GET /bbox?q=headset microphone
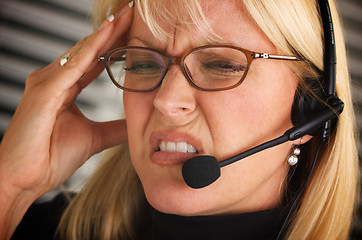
[182,96,344,189]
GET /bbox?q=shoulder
[11,192,74,240]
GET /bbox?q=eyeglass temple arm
[253,53,298,61]
[98,56,126,61]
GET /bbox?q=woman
[0,0,358,239]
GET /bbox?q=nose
[153,65,197,124]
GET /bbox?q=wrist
[0,180,40,240]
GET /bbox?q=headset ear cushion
[291,85,326,135]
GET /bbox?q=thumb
[91,119,128,153]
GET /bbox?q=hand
[0,3,133,207]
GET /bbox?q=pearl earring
[288,138,302,166]
[288,146,301,166]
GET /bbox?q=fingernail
[98,14,114,31]
[117,1,134,18]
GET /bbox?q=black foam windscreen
[182,155,220,189]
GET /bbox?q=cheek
[123,92,155,153]
[242,61,298,125]
[202,62,298,157]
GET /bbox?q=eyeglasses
[99,45,298,92]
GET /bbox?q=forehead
[128,0,274,53]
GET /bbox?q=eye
[202,59,246,76]
[124,61,163,74]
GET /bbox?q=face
[124,0,300,216]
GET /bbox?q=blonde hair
[58,0,359,239]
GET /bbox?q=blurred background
[0,0,361,238]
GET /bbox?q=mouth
[150,131,203,166]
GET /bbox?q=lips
[150,131,203,166]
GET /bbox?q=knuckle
[72,36,90,51]
[63,54,84,74]
[64,55,78,68]
[79,35,91,45]
[64,50,91,75]
[26,68,44,88]
[28,68,43,78]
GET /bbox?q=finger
[47,25,113,94]
[17,22,113,130]
[80,3,134,76]
[28,2,134,90]
[91,119,128,154]
[52,4,134,95]
[33,36,91,84]
[77,4,135,89]
[99,3,135,53]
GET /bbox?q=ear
[291,135,313,146]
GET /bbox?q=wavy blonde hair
[58,0,359,239]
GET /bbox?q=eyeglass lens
[107,47,248,91]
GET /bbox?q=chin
[141,176,225,216]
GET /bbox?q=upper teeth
[159,141,197,153]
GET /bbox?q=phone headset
[292,0,342,136]
[182,0,344,238]
[277,0,343,237]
